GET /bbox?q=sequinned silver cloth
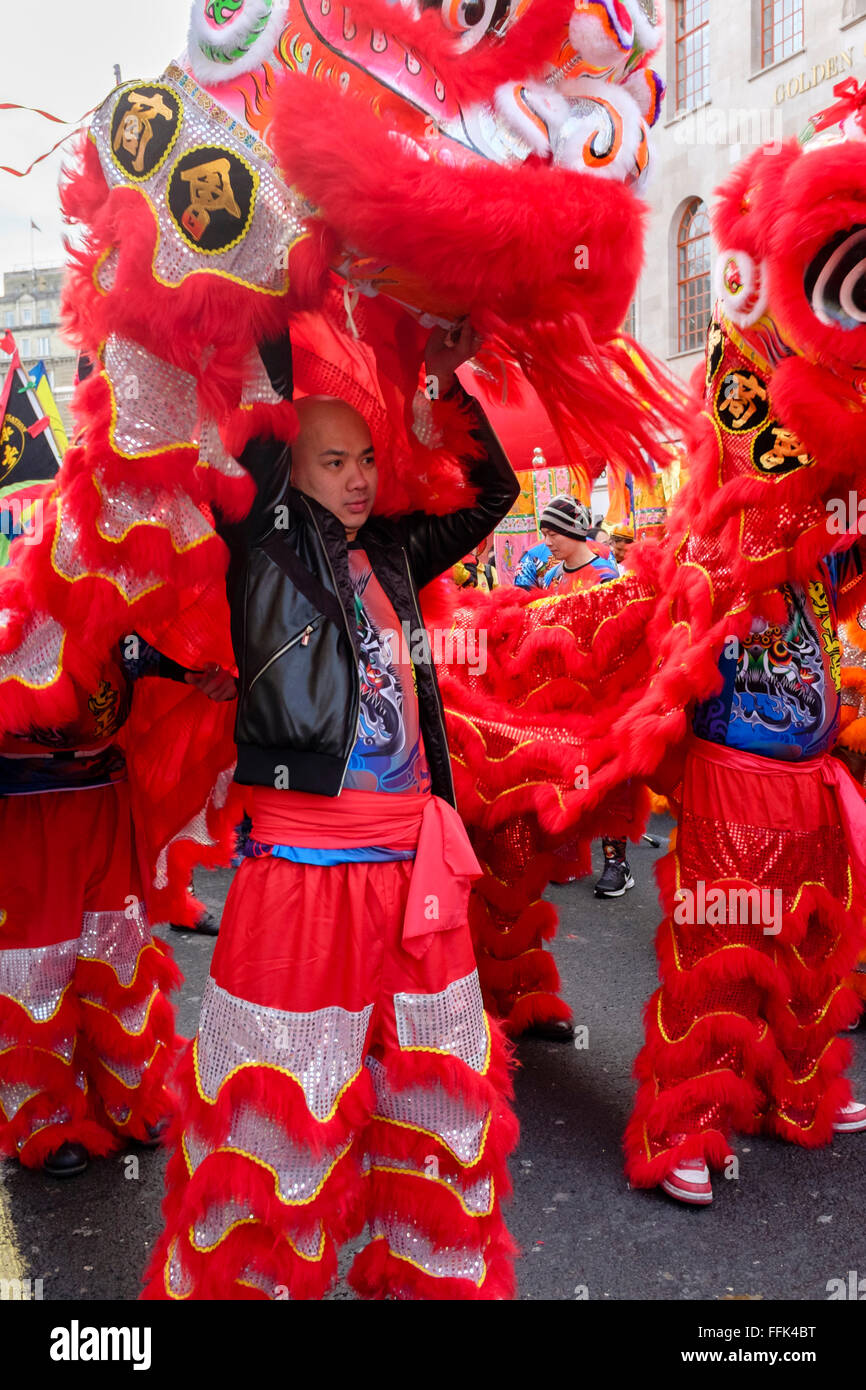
[169,966,499,1294]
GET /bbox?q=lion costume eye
[437,0,511,48]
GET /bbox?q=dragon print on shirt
[352,563,405,761]
[731,585,827,743]
[344,550,431,795]
[693,558,851,761]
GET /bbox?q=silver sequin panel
[191,1197,256,1252]
[240,349,284,407]
[95,1050,152,1089]
[0,939,79,1023]
[0,612,65,691]
[17,1106,73,1152]
[96,472,213,553]
[103,336,198,458]
[366,1057,487,1166]
[79,986,158,1035]
[191,1200,324,1263]
[240,1267,283,1298]
[370,1215,486,1286]
[96,247,119,294]
[195,977,373,1121]
[197,416,248,479]
[5,1066,88,1127]
[0,1081,39,1120]
[90,70,308,295]
[154,766,234,890]
[185,1107,352,1205]
[368,1152,493,1216]
[52,503,164,601]
[393,970,489,1073]
[77,904,151,986]
[0,1029,73,1064]
[167,1242,194,1299]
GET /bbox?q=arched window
[761,0,804,67]
[674,0,710,112]
[676,199,712,354]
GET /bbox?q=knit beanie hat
[538,494,591,540]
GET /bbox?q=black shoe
[132,1115,172,1149]
[170,909,219,937]
[523,1019,575,1043]
[42,1141,89,1178]
[594,838,635,898]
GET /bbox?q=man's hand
[185,664,238,701]
[425,320,480,399]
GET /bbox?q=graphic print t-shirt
[544,555,616,595]
[693,552,857,761]
[344,548,431,795]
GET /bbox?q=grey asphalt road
[1,813,863,1302]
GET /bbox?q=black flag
[0,356,61,487]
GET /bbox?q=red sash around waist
[251,787,482,958]
[689,736,866,894]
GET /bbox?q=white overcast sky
[0,1,191,274]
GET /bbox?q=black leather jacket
[217,384,518,804]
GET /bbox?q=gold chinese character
[88,679,119,738]
[178,158,241,242]
[758,426,811,472]
[113,90,175,173]
[719,371,767,429]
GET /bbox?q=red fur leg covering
[348,1019,519,1301]
[0,987,120,1167]
[74,929,183,1143]
[141,1031,377,1300]
[624,740,866,1188]
[469,817,572,1035]
[0,923,182,1166]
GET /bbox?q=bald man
[145,325,521,1302]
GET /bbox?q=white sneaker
[660,1155,713,1205]
[833,1100,866,1132]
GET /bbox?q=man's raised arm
[394,323,519,591]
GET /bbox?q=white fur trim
[187,0,289,86]
[714,249,769,329]
[556,76,649,186]
[626,0,663,59]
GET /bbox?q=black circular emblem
[109,82,182,182]
[715,368,770,433]
[751,421,815,476]
[166,145,257,255]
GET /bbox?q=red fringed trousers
[470,782,646,1036]
[143,853,518,1300]
[625,738,866,1187]
[0,782,180,1166]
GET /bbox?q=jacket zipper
[302,498,361,793]
[248,619,321,691]
[402,547,456,806]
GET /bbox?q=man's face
[291,397,377,540]
[540,526,581,564]
[611,536,628,564]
